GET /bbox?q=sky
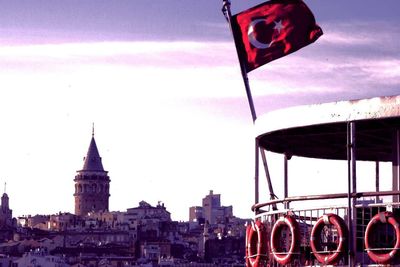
[0,0,399,221]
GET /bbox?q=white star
[273,20,284,34]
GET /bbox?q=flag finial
[222,0,231,22]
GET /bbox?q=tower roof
[81,136,105,171]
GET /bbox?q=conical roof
[81,136,105,171]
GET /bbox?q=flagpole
[222,0,257,123]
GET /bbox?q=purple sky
[0,1,399,220]
[1,1,398,41]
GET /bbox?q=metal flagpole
[222,0,257,123]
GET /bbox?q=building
[47,212,83,231]
[125,201,171,222]
[73,129,110,216]
[189,190,233,225]
[13,249,70,267]
[0,188,14,242]
[17,215,49,229]
[189,206,204,224]
[0,191,12,227]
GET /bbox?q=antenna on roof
[4,182,6,194]
[92,123,95,137]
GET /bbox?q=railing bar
[252,190,400,211]
[270,252,301,255]
[273,205,348,214]
[311,250,347,254]
[365,248,400,251]
[246,254,269,258]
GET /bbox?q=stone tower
[0,184,12,228]
[74,129,110,216]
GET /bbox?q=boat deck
[248,95,400,266]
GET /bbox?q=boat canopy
[255,95,400,162]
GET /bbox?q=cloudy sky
[0,0,399,221]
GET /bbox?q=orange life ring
[310,213,348,265]
[245,224,252,267]
[245,220,268,267]
[270,215,300,265]
[365,211,400,264]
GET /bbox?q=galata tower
[74,129,110,216]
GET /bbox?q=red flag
[232,0,323,72]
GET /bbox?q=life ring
[365,211,400,264]
[310,213,348,265]
[246,220,268,266]
[271,215,300,265]
[245,224,252,267]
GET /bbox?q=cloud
[319,21,399,51]
[1,33,399,125]
[244,20,400,102]
[177,19,399,117]
[360,59,400,82]
[0,41,246,99]
[0,41,236,68]
[3,31,397,120]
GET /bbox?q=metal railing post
[347,121,356,265]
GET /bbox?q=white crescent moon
[247,19,271,49]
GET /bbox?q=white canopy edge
[255,95,400,138]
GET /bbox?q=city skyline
[0,0,399,221]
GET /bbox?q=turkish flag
[232,0,323,72]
